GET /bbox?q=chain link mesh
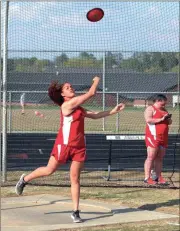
[1,1,179,187]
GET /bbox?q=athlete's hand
[111,103,125,114]
[92,76,100,83]
[161,114,171,121]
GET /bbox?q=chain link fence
[1,1,179,187]
[3,91,180,134]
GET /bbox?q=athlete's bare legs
[24,156,60,182]
[144,146,158,180]
[70,161,84,211]
[154,146,166,178]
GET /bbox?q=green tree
[65,58,101,68]
[120,57,141,71]
[105,52,118,68]
[15,64,27,72]
[14,57,50,72]
[159,53,178,72]
[55,53,69,67]
[31,59,49,72]
[120,52,179,73]
[14,58,33,72]
[29,57,38,66]
[7,59,16,72]
[114,53,123,66]
[64,52,101,67]
[145,65,162,73]
[171,65,179,73]
[79,52,96,60]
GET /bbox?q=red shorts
[145,135,168,148]
[51,144,86,164]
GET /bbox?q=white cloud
[149,31,178,43]
[137,5,161,19]
[170,19,179,28]
[10,4,35,21]
[49,13,91,27]
[6,2,179,52]
[9,2,57,21]
[9,2,92,27]
[148,6,161,16]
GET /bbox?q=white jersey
[20,93,25,104]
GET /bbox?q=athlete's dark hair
[48,81,65,106]
[153,94,167,103]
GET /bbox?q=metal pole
[102,52,105,131]
[2,1,9,182]
[178,8,180,126]
[8,91,11,133]
[0,1,2,176]
[116,93,119,132]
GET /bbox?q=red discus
[86,8,104,22]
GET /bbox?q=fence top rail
[7,50,176,53]
[3,0,179,3]
[5,91,180,94]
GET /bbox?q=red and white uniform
[51,106,86,163]
[145,105,169,148]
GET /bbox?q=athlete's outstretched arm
[84,103,125,119]
[62,76,100,116]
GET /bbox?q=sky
[2,1,179,58]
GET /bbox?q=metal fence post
[2,1,9,182]
[8,91,12,133]
[116,92,119,132]
[0,1,2,175]
[102,52,106,131]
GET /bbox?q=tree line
[3,51,179,73]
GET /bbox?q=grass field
[1,170,179,231]
[2,170,179,188]
[4,105,179,133]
